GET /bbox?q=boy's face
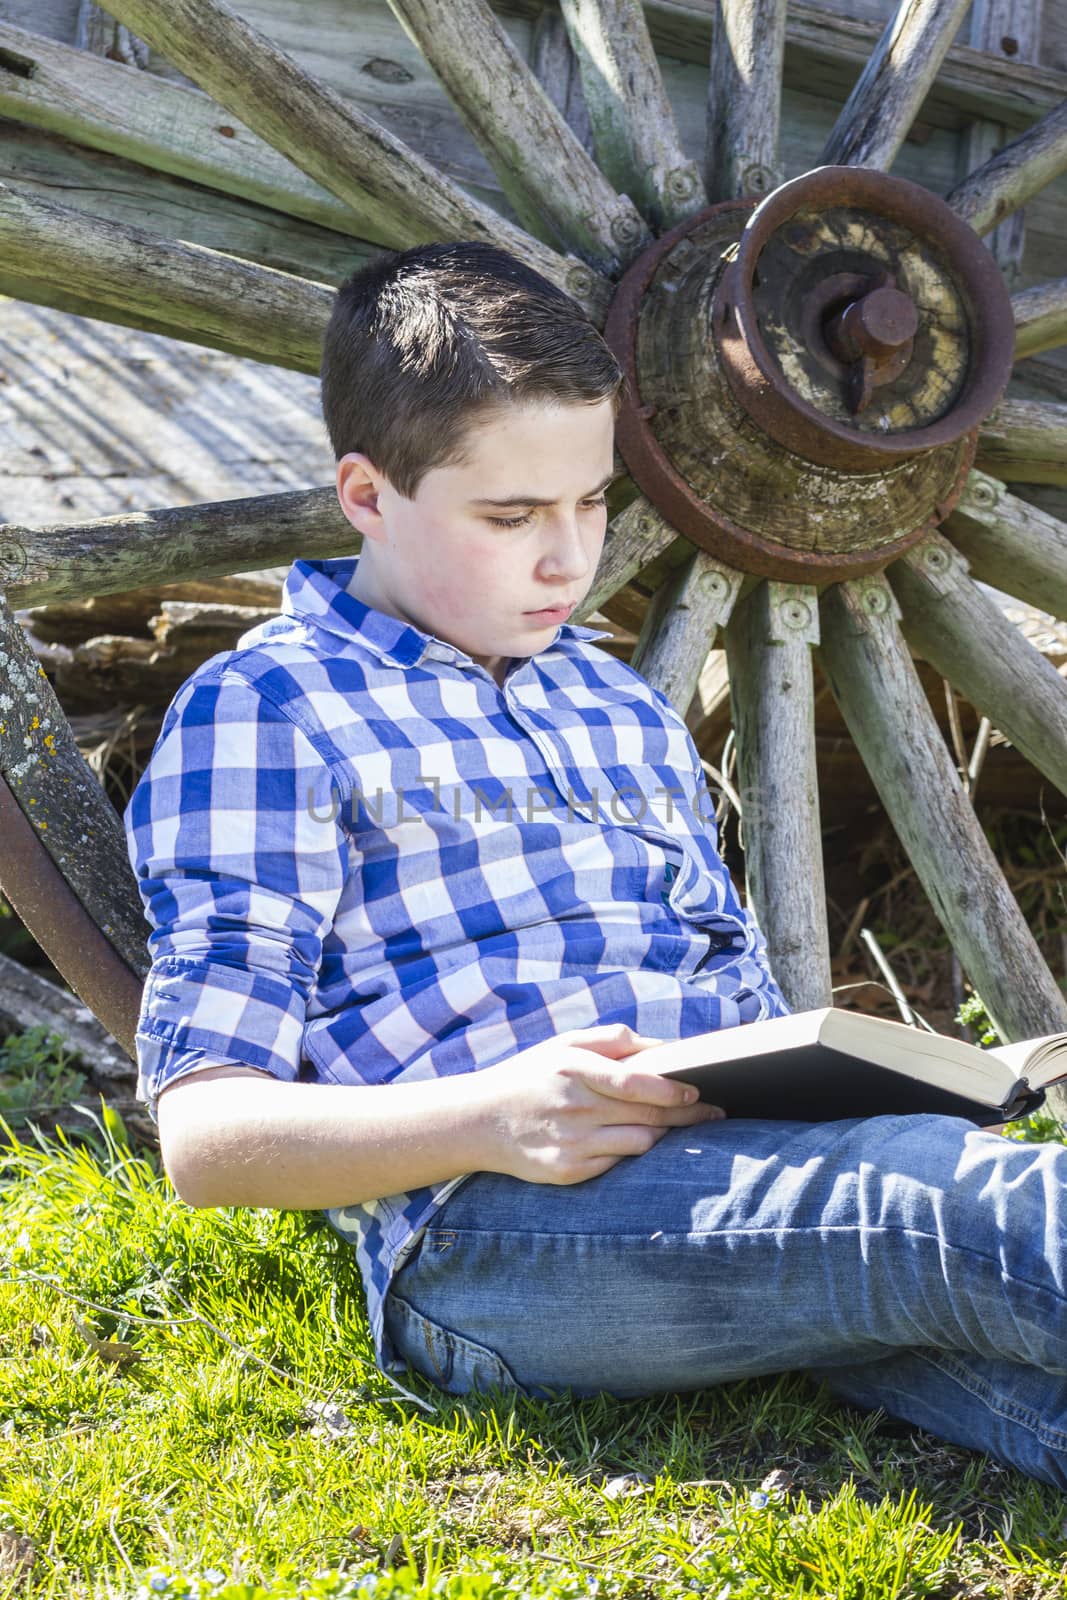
[335,397,616,687]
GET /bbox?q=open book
[637,1007,1067,1126]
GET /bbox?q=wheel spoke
[630,548,744,715]
[977,401,1067,487]
[0,20,393,246]
[888,532,1067,798]
[0,181,333,372]
[0,489,354,609]
[706,0,787,201]
[818,574,1067,1041]
[93,0,607,314]
[947,98,1067,235]
[821,0,973,171]
[559,0,705,228]
[1013,276,1067,362]
[946,472,1067,617]
[385,0,648,272]
[723,581,833,1012]
[577,496,685,622]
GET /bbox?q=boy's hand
[471,1022,726,1186]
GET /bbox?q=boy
[126,241,1067,1489]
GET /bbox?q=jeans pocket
[383,1288,532,1399]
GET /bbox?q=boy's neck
[348,557,519,687]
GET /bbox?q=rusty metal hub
[604,165,1014,583]
[715,165,1015,471]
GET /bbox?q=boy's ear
[336,452,385,538]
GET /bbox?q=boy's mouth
[525,603,575,620]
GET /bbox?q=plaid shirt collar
[282,555,612,669]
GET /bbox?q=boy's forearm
[159,1070,503,1210]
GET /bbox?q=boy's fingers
[578,1066,712,1110]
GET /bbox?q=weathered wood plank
[0,489,355,608]
[946,471,1067,618]
[559,0,704,227]
[821,0,974,169]
[629,547,743,715]
[384,0,647,270]
[0,0,80,42]
[497,1,1067,135]
[706,0,787,199]
[947,97,1067,233]
[818,572,1067,1043]
[1014,276,1067,361]
[956,0,1040,283]
[92,0,608,314]
[530,10,594,153]
[724,580,833,1012]
[888,530,1067,797]
[75,0,146,64]
[976,399,1067,486]
[0,180,334,370]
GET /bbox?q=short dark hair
[320,241,625,497]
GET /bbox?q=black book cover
[664,1041,1042,1126]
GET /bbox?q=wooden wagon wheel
[1,0,1066,1083]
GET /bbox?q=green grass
[3,1034,1067,1598]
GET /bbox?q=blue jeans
[382,1113,1067,1488]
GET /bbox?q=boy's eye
[488,511,534,528]
[487,494,607,530]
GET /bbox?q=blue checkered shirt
[124,555,791,1376]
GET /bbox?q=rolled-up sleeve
[123,667,351,1117]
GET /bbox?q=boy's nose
[540,514,594,578]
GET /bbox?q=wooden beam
[630,547,743,715]
[0,948,135,1092]
[0,180,333,371]
[724,580,833,1012]
[888,531,1067,798]
[93,0,607,317]
[976,399,1067,486]
[0,488,354,610]
[945,471,1067,618]
[705,0,787,200]
[946,97,1067,235]
[558,0,705,229]
[0,591,151,979]
[818,573,1067,1043]
[1013,276,1067,362]
[0,20,397,246]
[821,0,974,170]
